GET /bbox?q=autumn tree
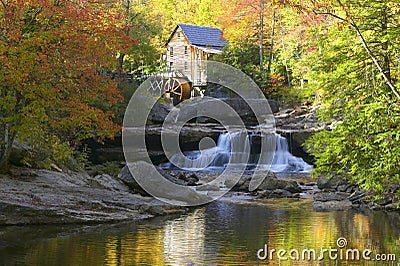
[219,0,276,72]
[0,0,132,169]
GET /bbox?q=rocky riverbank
[0,164,310,225]
[0,167,191,225]
[313,175,400,211]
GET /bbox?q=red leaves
[0,0,128,143]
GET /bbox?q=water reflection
[163,208,206,265]
[0,200,399,265]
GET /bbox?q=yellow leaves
[388,2,400,14]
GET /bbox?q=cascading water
[165,132,312,173]
[269,135,312,173]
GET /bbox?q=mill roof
[167,24,229,48]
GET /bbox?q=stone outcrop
[0,167,189,225]
[224,171,302,198]
[146,97,279,126]
[313,176,364,211]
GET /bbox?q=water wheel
[164,77,191,105]
[148,76,164,97]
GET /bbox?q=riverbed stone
[317,176,346,190]
[313,191,350,202]
[313,199,354,211]
[224,171,301,197]
[148,101,172,124]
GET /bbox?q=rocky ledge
[0,167,192,225]
[313,176,399,211]
[0,164,306,225]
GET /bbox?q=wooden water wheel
[148,76,164,97]
[164,77,191,105]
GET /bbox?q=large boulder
[123,161,211,205]
[317,176,348,190]
[148,101,172,124]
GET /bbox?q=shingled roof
[167,24,229,48]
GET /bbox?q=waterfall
[165,132,312,173]
[269,135,312,173]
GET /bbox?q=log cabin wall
[165,28,192,79]
[165,24,228,89]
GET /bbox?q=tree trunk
[267,9,276,75]
[117,53,125,72]
[0,124,15,169]
[117,0,131,72]
[259,0,264,72]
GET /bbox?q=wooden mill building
[165,24,228,89]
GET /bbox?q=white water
[166,132,312,173]
[269,135,312,173]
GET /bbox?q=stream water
[1,198,399,265]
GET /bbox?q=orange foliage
[0,0,134,144]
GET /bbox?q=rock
[0,168,189,225]
[124,161,211,205]
[385,203,399,211]
[9,141,32,166]
[257,175,286,190]
[204,83,230,98]
[272,189,295,197]
[267,99,280,114]
[92,174,129,192]
[313,200,354,211]
[375,198,392,206]
[337,184,349,192]
[313,191,356,211]
[284,181,302,193]
[148,101,172,124]
[187,173,199,182]
[224,171,301,197]
[186,177,198,186]
[314,192,350,202]
[118,166,149,196]
[317,176,346,190]
[195,184,220,191]
[118,165,187,194]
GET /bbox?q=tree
[311,0,400,99]
[0,0,133,169]
[297,0,400,200]
[219,0,276,72]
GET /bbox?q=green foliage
[21,129,74,169]
[301,0,400,200]
[102,162,122,178]
[214,41,261,78]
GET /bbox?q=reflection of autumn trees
[2,203,399,265]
